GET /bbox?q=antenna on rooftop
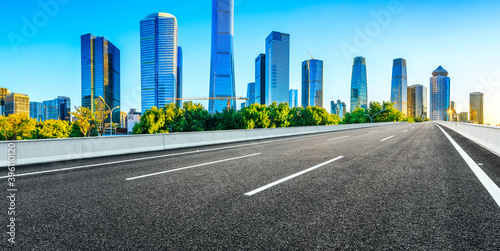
[307,52,314,60]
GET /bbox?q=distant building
[470,92,484,124]
[141,13,178,113]
[177,46,183,108]
[40,96,71,121]
[120,111,127,128]
[30,102,43,121]
[430,66,450,121]
[81,33,120,123]
[302,59,324,108]
[5,93,29,116]
[450,101,458,122]
[289,89,298,108]
[350,56,368,111]
[265,31,290,105]
[391,58,408,115]
[331,99,346,118]
[127,109,142,134]
[459,112,468,122]
[246,82,255,106]
[0,87,10,116]
[407,84,427,119]
[240,103,245,110]
[255,54,266,105]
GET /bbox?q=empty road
[2,122,500,250]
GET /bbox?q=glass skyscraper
[407,84,427,119]
[81,33,120,123]
[430,66,450,121]
[302,59,324,108]
[42,96,71,121]
[246,82,255,106]
[265,31,290,105]
[141,13,178,114]
[331,99,346,118]
[177,46,183,108]
[470,92,484,124]
[255,54,266,105]
[30,102,43,121]
[391,58,408,115]
[350,56,368,112]
[209,0,235,113]
[289,89,298,108]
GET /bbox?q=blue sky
[1,0,500,124]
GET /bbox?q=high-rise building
[265,31,290,105]
[4,93,29,116]
[209,0,235,113]
[450,101,458,122]
[350,56,368,111]
[0,87,10,116]
[177,46,183,108]
[141,13,178,114]
[331,99,346,118]
[246,82,255,106]
[459,112,468,122]
[41,96,71,121]
[255,54,266,105]
[407,84,427,119]
[470,92,484,124]
[289,89,298,108]
[302,59,324,108]
[81,33,120,123]
[430,66,450,121]
[391,58,408,115]
[30,102,43,121]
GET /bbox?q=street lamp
[365,108,387,123]
[98,96,119,136]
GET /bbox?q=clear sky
[1,0,499,125]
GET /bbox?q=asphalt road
[1,122,500,250]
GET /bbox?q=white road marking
[403,130,409,133]
[244,156,344,196]
[328,136,350,141]
[381,136,395,142]
[436,124,500,208]
[126,153,261,181]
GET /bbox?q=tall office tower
[331,99,346,118]
[42,96,71,121]
[4,93,29,116]
[342,102,347,115]
[265,31,290,105]
[30,102,43,121]
[450,101,458,122]
[350,56,368,111]
[81,33,120,123]
[391,58,408,115]
[141,13,178,114]
[302,59,324,108]
[289,89,298,108]
[255,54,266,105]
[246,82,255,106]
[0,87,10,116]
[209,0,235,113]
[177,46,183,108]
[408,84,428,119]
[470,92,484,124]
[430,66,450,121]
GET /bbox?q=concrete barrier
[0,122,402,167]
[436,122,500,156]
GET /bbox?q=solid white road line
[244,156,344,196]
[381,136,395,142]
[436,124,500,208]
[328,136,350,141]
[126,153,261,181]
[403,130,409,133]
[0,132,346,180]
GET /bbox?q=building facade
[470,92,484,124]
[350,56,368,111]
[430,66,450,121]
[450,101,458,122]
[255,54,266,105]
[391,58,408,115]
[331,99,346,118]
[4,93,29,116]
[209,0,235,112]
[30,102,43,121]
[265,31,290,105]
[126,109,142,133]
[301,59,324,108]
[0,87,10,116]
[42,96,71,121]
[459,112,469,122]
[177,46,183,108]
[141,13,178,114]
[289,89,298,108]
[246,82,255,106]
[407,84,427,119]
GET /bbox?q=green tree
[240,104,271,129]
[268,102,290,128]
[70,106,95,137]
[94,99,110,136]
[342,108,368,124]
[0,113,37,140]
[133,106,167,134]
[36,120,71,139]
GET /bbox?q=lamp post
[98,96,119,136]
[365,108,387,123]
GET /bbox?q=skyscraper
[4,93,29,116]
[141,13,178,114]
[331,99,346,118]
[350,56,368,111]
[177,46,183,108]
[81,33,120,123]
[42,96,71,121]
[470,92,484,124]
[450,101,458,122]
[30,102,43,121]
[302,59,324,108]
[265,31,290,105]
[430,66,450,121]
[407,86,415,117]
[0,87,10,116]
[246,82,255,106]
[209,0,235,113]
[407,84,427,119]
[289,89,298,108]
[391,58,408,115]
[255,54,266,105]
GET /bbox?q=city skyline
[1,0,500,124]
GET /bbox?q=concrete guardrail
[436,121,500,157]
[0,122,403,167]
